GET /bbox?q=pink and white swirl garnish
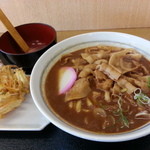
[58,67,77,94]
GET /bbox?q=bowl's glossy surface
[0,23,56,74]
[30,32,150,142]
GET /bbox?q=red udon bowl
[30,32,150,142]
[0,23,56,74]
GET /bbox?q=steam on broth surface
[43,45,150,134]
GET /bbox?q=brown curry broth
[44,48,150,134]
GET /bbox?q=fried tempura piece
[0,65,29,118]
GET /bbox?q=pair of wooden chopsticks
[0,8,29,53]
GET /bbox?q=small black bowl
[0,23,56,74]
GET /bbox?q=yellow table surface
[57,28,150,42]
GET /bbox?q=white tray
[0,94,50,131]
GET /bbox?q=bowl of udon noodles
[30,32,150,142]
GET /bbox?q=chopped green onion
[134,88,150,105]
[120,111,129,128]
[120,88,127,93]
[147,77,150,88]
[117,96,129,128]
[112,94,129,128]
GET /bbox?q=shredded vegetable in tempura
[0,65,29,118]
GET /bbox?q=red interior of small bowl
[0,23,56,54]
